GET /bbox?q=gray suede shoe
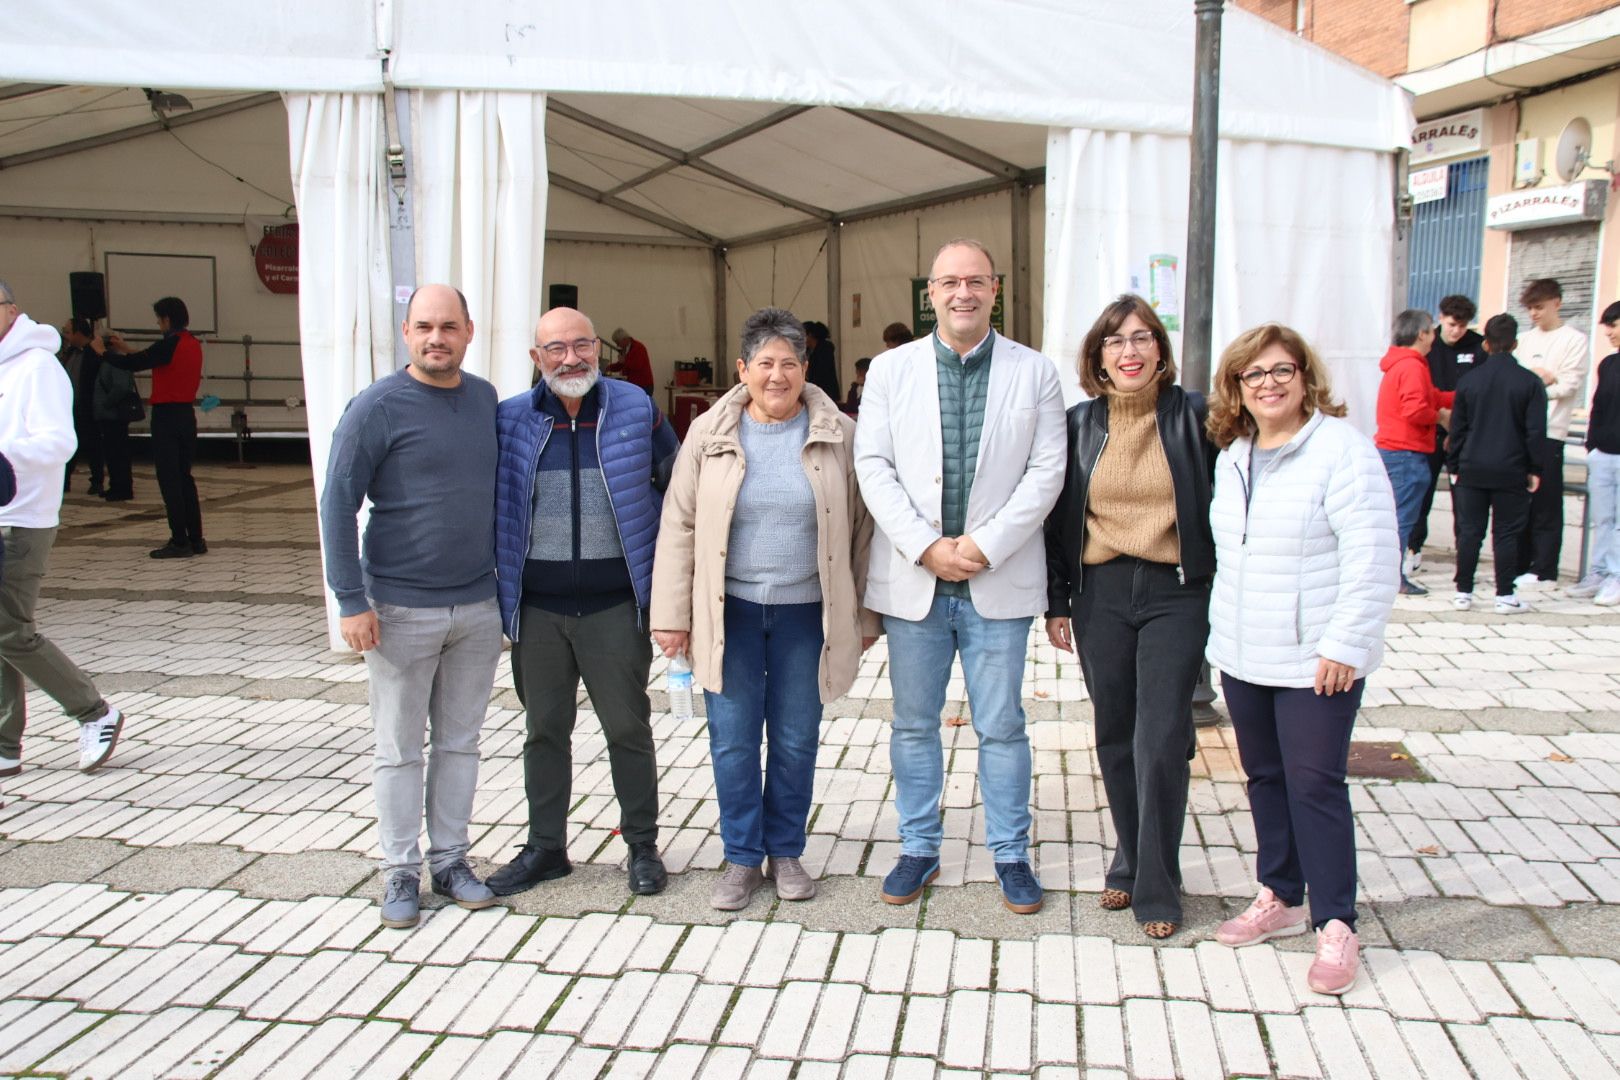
[711,862,765,910]
[431,859,496,910]
[380,873,420,928]
[767,857,816,901]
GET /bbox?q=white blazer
[854,333,1066,621]
[1206,411,1400,688]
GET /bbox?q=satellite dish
[1556,117,1594,183]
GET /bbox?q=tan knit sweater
[1082,383,1181,566]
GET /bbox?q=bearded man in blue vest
[488,306,680,897]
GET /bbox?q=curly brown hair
[1077,294,1177,398]
[1205,323,1346,449]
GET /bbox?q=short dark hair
[153,296,189,329]
[1483,313,1518,352]
[1392,308,1434,347]
[1437,295,1476,322]
[1078,294,1177,398]
[1603,301,1620,327]
[881,322,912,348]
[69,316,93,338]
[855,357,871,372]
[1520,279,1562,306]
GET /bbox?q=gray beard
[544,367,600,399]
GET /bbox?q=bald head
[400,283,474,387]
[531,307,601,399]
[406,283,470,323]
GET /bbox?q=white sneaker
[1514,573,1554,592]
[1404,550,1423,576]
[78,707,124,772]
[0,754,18,779]
[1597,579,1620,607]
[1495,595,1531,615]
[1452,592,1473,611]
[1569,573,1606,599]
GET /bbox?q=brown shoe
[767,857,816,901]
[711,862,765,910]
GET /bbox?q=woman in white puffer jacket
[1203,324,1398,1000]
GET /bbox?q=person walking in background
[57,318,103,497]
[854,238,1065,915]
[1515,278,1587,584]
[651,307,878,910]
[0,279,128,779]
[1044,295,1215,940]
[487,305,678,901]
[105,297,205,559]
[1445,314,1547,614]
[1204,323,1398,997]
[1373,309,1452,596]
[803,320,841,404]
[320,284,503,929]
[1572,301,1620,606]
[1407,294,1483,575]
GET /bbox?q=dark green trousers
[512,601,659,849]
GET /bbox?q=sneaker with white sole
[1494,594,1530,615]
[1451,592,1473,611]
[1307,919,1361,995]
[1569,573,1606,599]
[1598,579,1620,607]
[78,707,124,772]
[1216,886,1308,947]
[1404,550,1423,576]
[1514,573,1555,592]
[0,754,18,779]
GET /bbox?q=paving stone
[222,851,374,900]
[93,843,257,892]
[1376,896,1561,960]
[0,838,131,886]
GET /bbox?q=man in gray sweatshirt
[319,284,502,929]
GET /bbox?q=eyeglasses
[929,276,995,293]
[539,337,598,360]
[1102,331,1157,355]
[1237,362,1299,388]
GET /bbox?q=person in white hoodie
[1203,323,1398,999]
[0,280,125,778]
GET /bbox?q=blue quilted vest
[495,379,664,639]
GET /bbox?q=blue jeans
[1379,448,1431,559]
[703,598,824,867]
[1590,449,1620,579]
[885,594,1033,862]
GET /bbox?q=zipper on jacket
[515,416,553,641]
[570,417,581,613]
[1237,458,1252,545]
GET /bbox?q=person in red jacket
[607,328,654,393]
[106,296,206,558]
[1374,309,1453,595]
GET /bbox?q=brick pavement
[1,463,1618,1078]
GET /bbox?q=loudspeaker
[548,283,579,311]
[70,272,107,322]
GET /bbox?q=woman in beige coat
[651,307,879,911]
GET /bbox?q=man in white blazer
[854,239,1066,914]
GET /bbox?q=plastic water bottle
[667,653,694,722]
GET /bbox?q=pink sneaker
[1215,886,1308,946]
[1307,919,1360,995]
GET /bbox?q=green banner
[912,275,1006,340]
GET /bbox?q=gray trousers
[512,601,659,849]
[1,526,107,759]
[365,596,501,878]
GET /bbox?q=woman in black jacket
[1044,294,1215,939]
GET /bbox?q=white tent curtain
[410,90,548,397]
[285,91,394,646]
[1042,128,1394,429]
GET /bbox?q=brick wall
[1495,0,1616,41]
[1305,0,1412,78]
[1232,0,1296,31]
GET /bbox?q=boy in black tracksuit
[1446,314,1548,611]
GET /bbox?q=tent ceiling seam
[839,108,1024,179]
[0,92,279,172]
[549,171,719,246]
[600,103,810,198]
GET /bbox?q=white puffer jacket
[1206,412,1399,688]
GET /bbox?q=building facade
[1235,0,1620,396]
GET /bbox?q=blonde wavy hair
[1205,323,1346,449]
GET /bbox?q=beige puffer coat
[650,382,881,702]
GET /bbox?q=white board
[104,252,218,334]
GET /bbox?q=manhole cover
[1346,740,1425,781]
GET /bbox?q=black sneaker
[191,540,209,555]
[149,542,193,560]
[486,843,571,896]
[627,841,667,895]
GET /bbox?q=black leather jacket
[1044,384,1216,618]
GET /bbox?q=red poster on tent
[254,223,299,294]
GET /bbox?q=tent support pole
[1186,0,1224,725]
[713,247,729,384]
[1183,0,1224,396]
[826,224,842,384]
[1010,180,1033,345]
[382,75,417,374]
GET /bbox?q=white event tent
[4,2,1412,590]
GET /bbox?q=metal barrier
[120,334,306,463]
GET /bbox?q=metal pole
[713,246,729,386]
[1187,0,1225,725]
[1010,181,1032,344]
[825,223,842,388]
[1182,0,1225,395]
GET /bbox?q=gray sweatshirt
[725,408,821,605]
[320,369,498,616]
